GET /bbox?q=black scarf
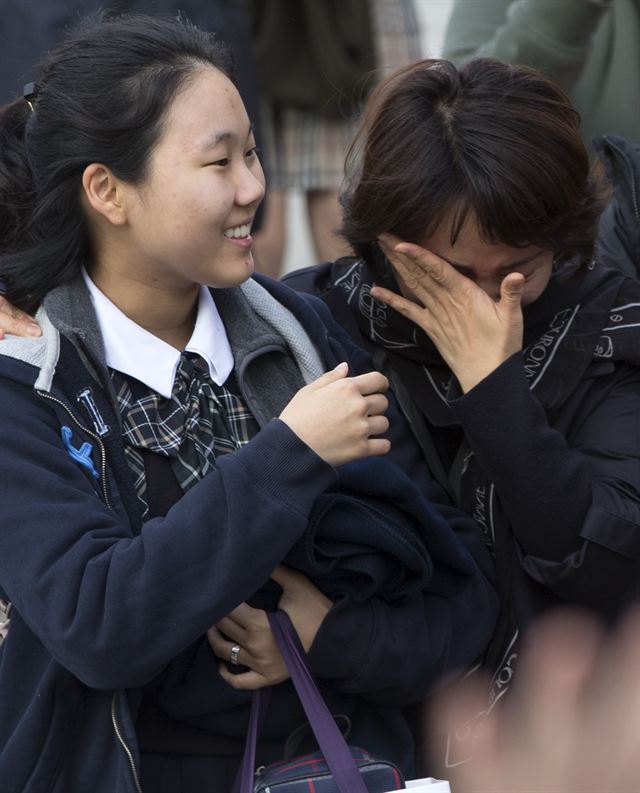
[347,252,640,422]
[336,252,640,765]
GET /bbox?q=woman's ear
[81,163,127,226]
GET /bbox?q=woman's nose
[477,277,501,302]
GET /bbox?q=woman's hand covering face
[373,234,526,393]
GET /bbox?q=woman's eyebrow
[499,252,544,271]
[442,251,543,273]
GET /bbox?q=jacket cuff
[448,352,532,428]
[581,503,640,559]
[233,418,337,518]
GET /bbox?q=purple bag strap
[234,609,369,793]
[232,686,270,793]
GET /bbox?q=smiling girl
[0,16,499,793]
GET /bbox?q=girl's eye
[245,146,259,159]
[211,157,230,167]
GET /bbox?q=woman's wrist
[454,352,514,393]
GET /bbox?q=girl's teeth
[224,224,250,238]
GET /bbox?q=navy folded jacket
[285,456,475,603]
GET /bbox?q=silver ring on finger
[229,643,241,666]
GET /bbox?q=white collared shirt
[82,271,234,398]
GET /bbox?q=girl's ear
[82,163,128,226]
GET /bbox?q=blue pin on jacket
[60,426,99,479]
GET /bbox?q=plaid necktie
[112,352,259,517]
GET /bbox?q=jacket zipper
[38,392,142,790]
[36,390,112,508]
[112,694,143,793]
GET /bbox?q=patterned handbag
[233,610,405,793]
[253,745,403,792]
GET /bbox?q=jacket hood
[0,273,107,393]
[0,307,60,391]
[0,273,326,397]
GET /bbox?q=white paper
[406,779,450,790]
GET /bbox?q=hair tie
[23,82,39,113]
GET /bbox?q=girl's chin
[203,257,255,289]
[237,254,255,281]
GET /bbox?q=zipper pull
[0,599,12,644]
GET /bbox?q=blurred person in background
[1,1,260,110]
[434,607,640,793]
[249,0,423,278]
[443,0,640,147]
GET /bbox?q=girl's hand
[279,363,390,466]
[271,564,332,653]
[208,566,332,691]
[0,295,42,339]
[208,603,289,690]
[374,235,525,392]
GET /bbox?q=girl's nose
[237,160,265,207]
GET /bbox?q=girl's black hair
[0,13,233,312]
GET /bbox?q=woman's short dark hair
[0,13,233,312]
[341,58,607,268]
